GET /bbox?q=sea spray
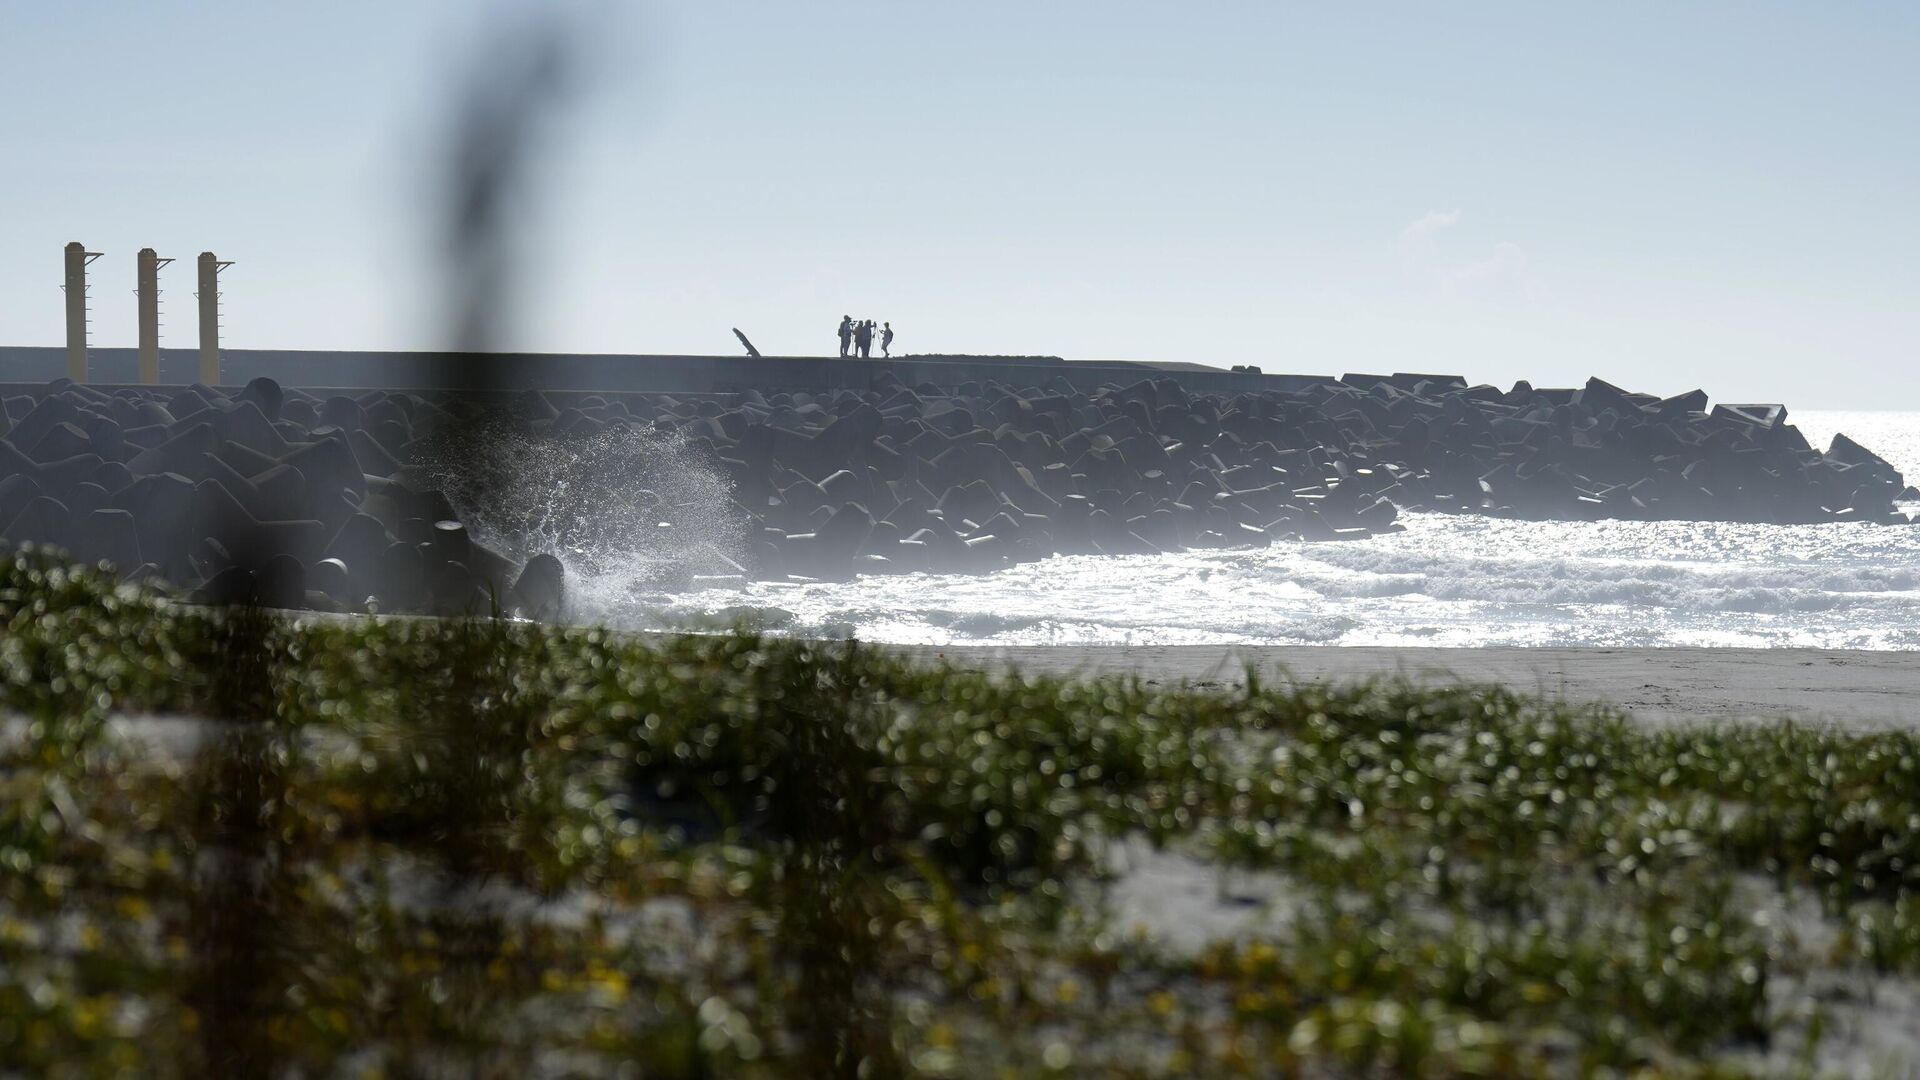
[403,410,1920,648]
[411,415,746,621]
[630,499,1920,649]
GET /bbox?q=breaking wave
[1295,546,1920,610]
[410,418,747,621]
[421,408,1920,650]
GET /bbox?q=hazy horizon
[4,2,1917,408]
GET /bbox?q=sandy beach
[892,644,1920,730]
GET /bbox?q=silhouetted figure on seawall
[855,319,874,358]
[881,321,894,357]
[837,315,853,357]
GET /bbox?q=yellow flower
[72,997,107,1039]
[587,963,629,1001]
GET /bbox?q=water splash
[412,417,747,621]
[616,413,1920,649]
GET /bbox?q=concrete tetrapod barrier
[1,369,1912,611]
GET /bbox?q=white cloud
[1397,208,1466,269]
[1396,210,1540,303]
[1400,208,1463,245]
[1442,240,1540,302]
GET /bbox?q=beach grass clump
[0,548,1916,1075]
[1837,892,1920,973]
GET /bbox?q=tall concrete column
[136,248,175,384]
[63,242,103,383]
[196,251,232,386]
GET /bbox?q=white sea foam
[569,410,1920,650]
[413,419,747,614]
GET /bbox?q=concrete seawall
[2,355,1909,620]
[0,346,1290,397]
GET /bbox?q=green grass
[1,548,1917,1076]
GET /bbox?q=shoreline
[890,643,1920,729]
[296,608,1920,729]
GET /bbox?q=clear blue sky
[3,2,1916,407]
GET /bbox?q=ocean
[564,411,1920,651]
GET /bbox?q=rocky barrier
[0,378,560,618]
[0,370,1910,615]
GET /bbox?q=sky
[2,2,1917,407]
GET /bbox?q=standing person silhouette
[880,321,895,357]
[837,315,853,357]
[854,319,874,358]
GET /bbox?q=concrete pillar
[63,242,100,382]
[196,251,229,386]
[136,248,174,384]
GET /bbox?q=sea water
[562,411,1920,650]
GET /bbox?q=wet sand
[890,644,1920,729]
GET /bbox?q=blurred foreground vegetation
[1,550,1917,1077]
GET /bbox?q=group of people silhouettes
[837,316,893,358]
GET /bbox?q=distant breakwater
[0,367,1911,618]
[0,347,1267,397]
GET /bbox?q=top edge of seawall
[0,346,1331,396]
